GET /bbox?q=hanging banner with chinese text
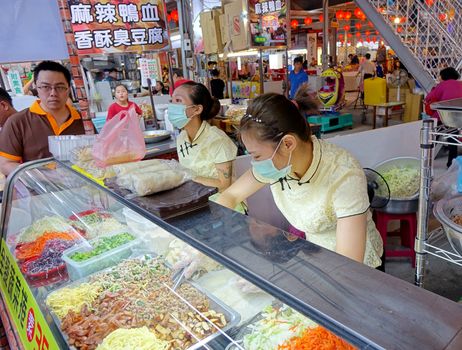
[249,0,287,47]
[67,0,169,55]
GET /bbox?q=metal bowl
[374,157,420,214]
[431,98,462,128]
[434,196,462,255]
[143,130,171,144]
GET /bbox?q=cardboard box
[404,92,423,122]
[388,86,409,102]
[200,9,223,54]
[224,0,249,52]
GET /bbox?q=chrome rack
[415,120,462,287]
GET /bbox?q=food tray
[434,196,462,255]
[47,255,240,350]
[143,130,171,144]
[105,179,217,219]
[430,98,462,128]
[62,232,140,280]
[21,260,69,288]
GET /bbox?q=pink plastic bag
[92,106,146,167]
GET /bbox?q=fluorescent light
[219,50,258,58]
[171,34,181,41]
[288,49,307,55]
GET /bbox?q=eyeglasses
[36,85,69,93]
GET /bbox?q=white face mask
[251,138,292,181]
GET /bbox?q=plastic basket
[48,135,96,161]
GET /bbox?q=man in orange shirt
[0,88,17,129]
[0,61,85,175]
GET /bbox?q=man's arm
[0,157,19,177]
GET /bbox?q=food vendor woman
[217,93,383,267]
[167,82,238,195]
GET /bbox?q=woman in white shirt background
[167,82,237,193]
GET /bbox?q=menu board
[249,0,287,47]
[67,0,169,54]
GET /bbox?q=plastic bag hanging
[92,106,146,167]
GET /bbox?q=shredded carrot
[15,231,80,261]
[277,326,357,350]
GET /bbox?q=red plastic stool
[373,211,417,267]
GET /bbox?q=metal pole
[259,49,264,94]
[147,78,159,129]
[227,61,232,99]
[167,51,175,93]
[177,0,188,79]
[415,119,434,287]
[322,0,329,70]
[344,30,348,65]
[284,48,289,98]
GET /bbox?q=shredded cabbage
[242,305,317,350]
[378,167,419,199]
[18,216,74,243]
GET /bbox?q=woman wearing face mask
[217,93,383,268]
[167,82,238,194]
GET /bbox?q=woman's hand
[336,213,367,263]
[216,169,265,209]
[193,161,233,192]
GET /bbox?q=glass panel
[2,160,356,349]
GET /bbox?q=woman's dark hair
[156,81,165,88]
[240,93,311,144]
[440,67,460,81]
[33,61,71,85]
[351,55,360,65]
[114,84,128,92]
[294,84,319,115]
[178,82,220,120]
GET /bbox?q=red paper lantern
[338,34,344,40]
[366,37,371,43]
[365,30,370,36]
[372,36,377,42]
[355,22,362,30]
[347,33,352,38]
[291,19,299,29]
[397,26,403,33]
[439,13,448,22]
[354,8,364,19]
[319,14,324,22]
[376,30,380,35]
[344,11,352,20]
[400,16,407,23]
[425,0,435,6]
[356,32,361,37]
[368,21,373,27]
[336,10,345,20]
[171,9,179,22]
[304,17,313,25]
[344,25,351,31]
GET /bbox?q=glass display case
[1,158,462,350]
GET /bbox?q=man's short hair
[365,53,371,60]
[33,61,71,85]
[0,88,13,106]
[293,56,304,64]
[172,68,184,78]
[211,69,220,77]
